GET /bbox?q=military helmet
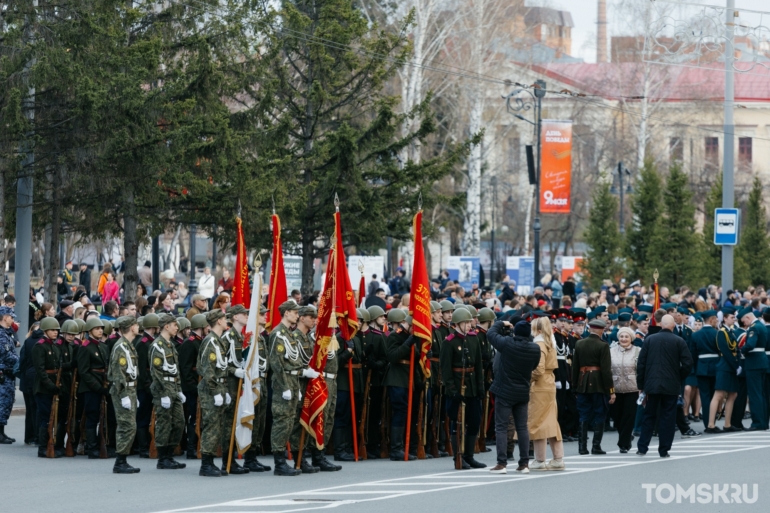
[40,317,61,332]
[60,319,79,335]
[430,301,441,314]
[176,316,191,331]
[102,320,113,336]
[143,313,160,329]
[75,318,86,333]
[367,305,386,321]
[137,316,145,330]
[478,307,496,323]
[190,313,208,330]
[356,308,370,324]
[440,300,454,313]
[465,304,479,318]
[85,316,105,332]
[451,308,473,324]
[387,308,407,323]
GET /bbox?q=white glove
[178,392,186,403]
[737,366,743,376]
[161,396,171,409]
[298,390,303,402]
[566,382,570,390]
[121,396,131,410]
[214,394,224,407]
[137,400,140,408]
[555,381,562,390]
[282,389,292,401]
[234,368,245,379]
[225,393,232,405]
[302,368,321,379]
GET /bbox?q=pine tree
[647,164,703,287]
[582,181,623,289]
[624,157,662,280]
[735,177,770,287]
[701,176,723,284]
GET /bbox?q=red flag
[300,211,359,449]
[231,217,251,309]
[409,211,431,380]
[359,274,366,309]
[267,214,288,331]
[651,282,660,327]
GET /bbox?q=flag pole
[404,204,422,462]
[348,261,364,462]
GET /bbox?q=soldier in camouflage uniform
[269,301,303,476]
[197,309,230,477]
[179,313,207,459]
[149,314,186,470]
[220,305,250,475]
[108,316,142,474]
[243,304,272,473]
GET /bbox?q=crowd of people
[0,266,767,478]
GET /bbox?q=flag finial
[254,253,262,270]
[358,260,364,273]
[417,192,423,211]
[237,199,242,218]
[271,195,276,215]
[334,193,340,212]
[653,269,659,283]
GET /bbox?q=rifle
[405,349,416,461]
[65,369,78,457]
[99,377,108,459]
[430,391,440,458]
[415,382,426,459]
[479,379,491,453]
[46,369,62,458]
[348,360,359,461]
[149,408,158,458]
[357,370,371,460]
[379,387,390,459]
[454,350,467,470]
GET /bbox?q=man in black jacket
[636,315,693,457]
[487,320,541,474]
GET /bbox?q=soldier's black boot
[37,427,49,458]
[186,421,198,459]
[199,454,221,477]
[273,450,301,476]
[158,446,188,469]
[294,451,319,473]
[578,422,589,455]
[224,452,249,475]
[244,448,271,472]
[86,428,100,459]
[113,453,141,474]
[389,427,415,461]
[54,424,66,457]
[136,428,150,458]
[332,429,355,462]
[591,423,606,455]
[462,435,486,469]
[312,446,341,471]
[437,424,450,457]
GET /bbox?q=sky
[534,0,770,63]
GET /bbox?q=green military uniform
[221,322,248,474]
[288,327,314,449]
[149,320,185,468]
[243,327,271,472]
[317,333,343,471]
[269,322,304,452]
[197,311,230,476]
[108,316,142,474]
[737,308,769,430]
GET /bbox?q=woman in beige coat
[528,317,565,470]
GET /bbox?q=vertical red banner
[540,120,572,214]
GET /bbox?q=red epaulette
[370,328,382,335]
[445,333,456,342]
[36,337,52,345]
[81,339,91,347]
[140,336,151,344]
[74,338,82,346]
[468,329,478,336]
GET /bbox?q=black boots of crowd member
[312,446,341,471]
[0,424,15,444]
[578,422,589,455]
[37,427,55,458]
[462,435,486,469]
[113,454,140,474]
[591,423,606,455]
[332,429,355,462]
[244,448,272,472]
[273,451,301,476]
[136,428,150,458]
[85,428,100,459]
[437,423,450,458]
[223,451,249,475]
[389,427,416,461]
[199,454,222,477]
[293,450,320,474]
[157,446,187,469]
[186,422,198,459]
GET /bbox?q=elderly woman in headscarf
[610,327,641,453]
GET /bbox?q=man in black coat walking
[487,320,541,474]
[636,314,693,457]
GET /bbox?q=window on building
[705,137,719,168]
[739,137,752,166]
[670,137,683,165]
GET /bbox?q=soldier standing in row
[221,305,249,475]
[32,318,63,457]
[692,310,720,428]
[179,313,207,459]
[108,316,141,474]
[149,314,186,470]
[334,308,368,461]
[268,301,302,476]
[77,317,110,459]
[316,324,343,471]
[428,301,448,457]
[243,304,272,472]
[197,309,231,477]
[134,313,159,458]
[288,305,320,473]
[737,307,769,430]
[364,305,388,458]
[553,309,577,441]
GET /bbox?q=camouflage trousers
[200,402,227,456]
[271,388,299,452]
[154,397,184,448]
[110,391,137,455]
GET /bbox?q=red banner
[540,120,572,214]
[300,211,359,449]
[231,217,251,309]
[410,211,431,379]
[266,214,288,331]
[651,282,660,327]
[359,275,366,309]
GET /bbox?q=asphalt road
[2,415,769,513]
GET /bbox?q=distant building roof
[524,6,574,28]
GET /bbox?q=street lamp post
[503,79,546,285]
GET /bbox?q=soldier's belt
[215,378,225,383]
[344,364,363,369]
[285,370,303,376]
[452,367,474,373]
[126,382,136,387]
[579,366,601,372]
[45,370,58,374]
[699,354,718,358]
[556,356,567,361]
[92,369,105,373]
[429,357,440,363]
[749,348,765,353]
[323,372,336,379]
[162,377,178,382]
[397,360,411,365]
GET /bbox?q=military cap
[660,302,677,311]
[60,319,79,335]
[439,300,455,312]
[115,316,138,331]
[618,312,632,322]
[676,306,691,315]
[693,313,703,322]
[587,311,598,321]
[618,307,634,315]
[547,308,560,320]
[478,308,496,323]
[593,305,606,314]
[721,306,737,316]
[637,304,654,314]
[190,313,208,330]
[367,305,386,320]
[700,309,717,319]
[451,307,473,324]
[298,305,318,318]
[557,309,571,320]
[85,316,105,332]
[176,316,191,330]
[227,304,249,318]
[588,318,607,329]
[357,308,370,324]
[608,314,619,321]
[40,317,61,332]
[258,304,268,315]
[387,308,407,323]
[143,313,160,329]
[571,308,587,323]
[206,309,226,325]
[737,306,753,320]
[430,301,442,314]
[278,300,300,315]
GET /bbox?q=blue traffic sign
[714,208,740,245]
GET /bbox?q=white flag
[235,269,263,454]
